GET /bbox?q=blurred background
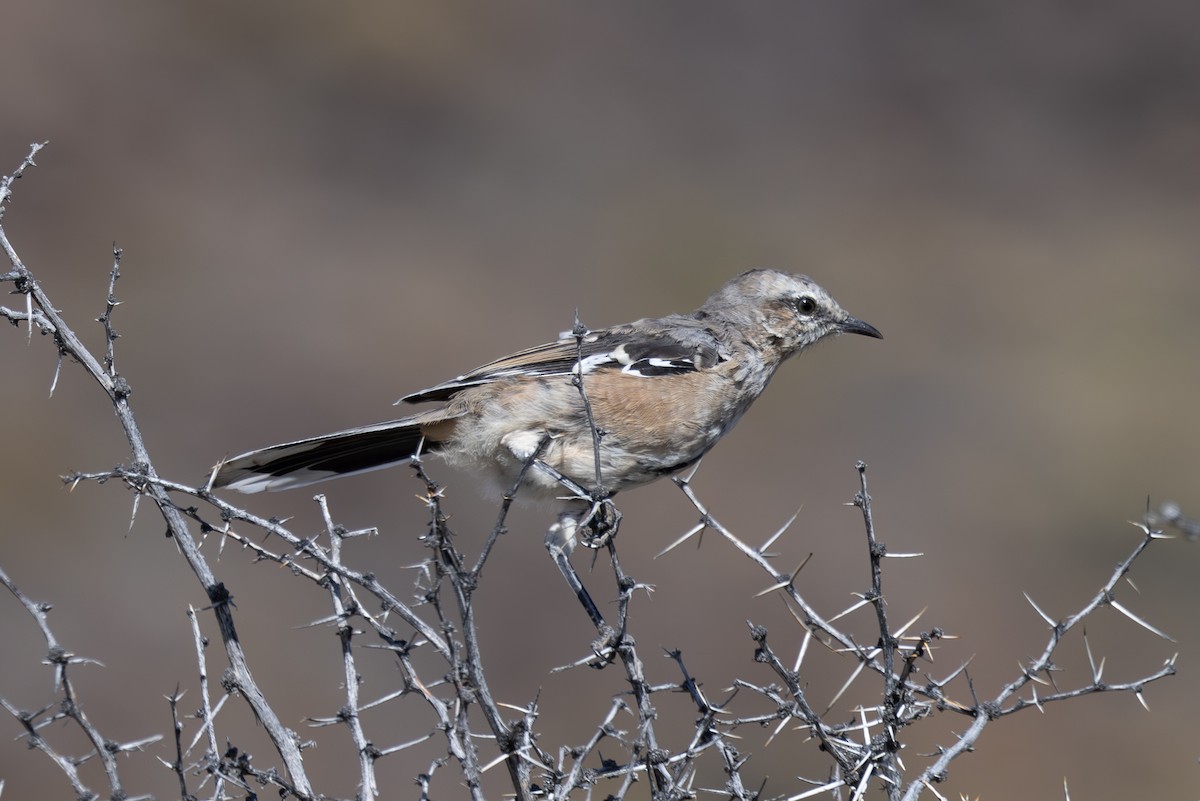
[2,1,1199,798]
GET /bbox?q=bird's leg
[530,458,622,548]
[532,457,622,649]
[545,509,609,633]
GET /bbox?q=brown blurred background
[2,1,1199,798]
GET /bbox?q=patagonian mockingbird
[209,269,880,625]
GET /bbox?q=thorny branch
[1,144,314,796]
[0,565,161,801]
[670,459,1178,799]
[0,144,1186,800]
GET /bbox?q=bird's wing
[399,319,727,404]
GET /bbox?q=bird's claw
[578,497,621,549]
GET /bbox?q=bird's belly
[438,372,746,500]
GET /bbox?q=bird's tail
[211,415,448,493]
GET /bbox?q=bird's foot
[578,496,621,549]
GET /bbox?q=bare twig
[0,145,1186,801]
[0,564,161,801]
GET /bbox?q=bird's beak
[838,315,883,339]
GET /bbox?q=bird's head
[702,269,882,359]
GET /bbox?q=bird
[211,269,880,627]
[210,269,880,511]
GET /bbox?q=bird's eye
[794,296,818,315]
